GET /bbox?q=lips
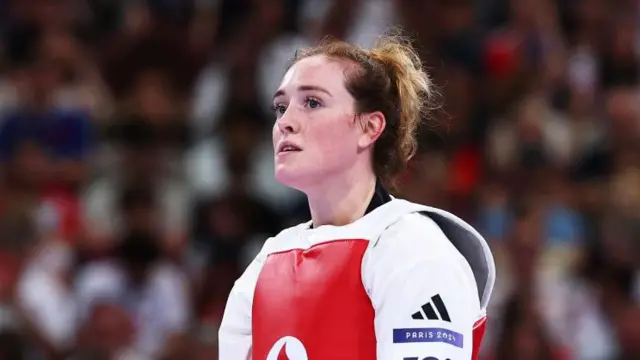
[277,141,302,154]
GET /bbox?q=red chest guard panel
[252,239,377,360]
[472,317,487,360]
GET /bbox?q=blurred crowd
[0,0,638,359]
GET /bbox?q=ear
[357,111,386,149]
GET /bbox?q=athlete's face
[272,55,364,191]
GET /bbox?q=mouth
[277,143,302,154]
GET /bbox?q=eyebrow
[273,85,333,100]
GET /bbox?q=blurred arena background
[0,0,638,359]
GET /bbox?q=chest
[252,239,377,360]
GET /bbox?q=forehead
[279,55,348,90]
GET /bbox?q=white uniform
[219,198,495,360]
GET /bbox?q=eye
[272,103,287,117]
[304,97,322,109]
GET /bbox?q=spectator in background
[475,177,512,244]
[16,241,77,358]
[0,206,70,359]
[117,184,159,238]
[562,248,622,360]
[0,31,94,245]
[0,139,49,221]
[0,211,37,331]
[75,230,190,359]
[492,296,568,360]
[83,120,190,253]
[121,68,189,148]
[487,95,573,174]
[488,198,544,312]
[0,34,94,190]
[485,195,577,357]
[72,301,136,360]
[37,26,113,122]
[548,206,637,360]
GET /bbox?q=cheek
[272,124,280,148]
[309,118,356,159]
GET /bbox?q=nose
[277,109,299,135]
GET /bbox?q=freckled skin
[272,55,363,190]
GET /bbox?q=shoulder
[372,212,469,265]
[362,212,481,310]
[364,211,477,288]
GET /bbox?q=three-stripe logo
[411,294,451,322]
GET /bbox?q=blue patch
[393,328,463,348]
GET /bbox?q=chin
[274,166,312,191]
[275,167,301,188]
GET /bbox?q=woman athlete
[219,34,495,360]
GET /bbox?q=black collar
[308,181,391,229]
[364,181,392,215]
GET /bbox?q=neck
[306,169,377,228]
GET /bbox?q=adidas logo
[411,294,451,322]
